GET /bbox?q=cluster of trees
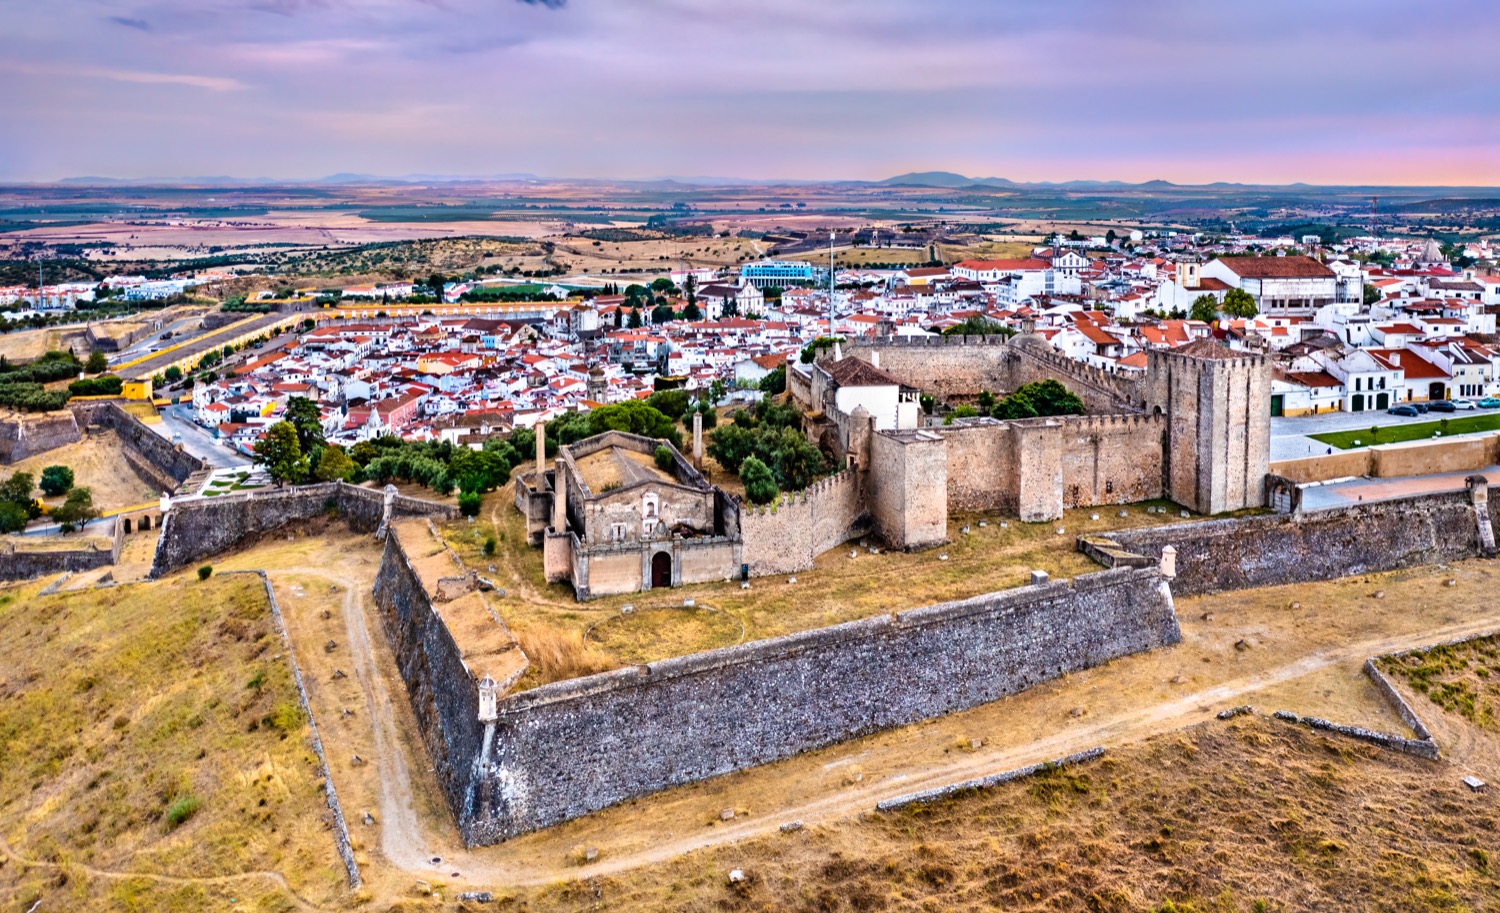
[67,375,123,397]
[251,396,524,517]
[799,336,844,364]
[944,379,1085,424]
[0,466,95,533]
[1188,289,1258,324]
[706,399,825,505]
[0,351,81,412]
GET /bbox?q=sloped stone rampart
[451,566,1179,842]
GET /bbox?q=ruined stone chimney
[870,350,880,369]
[692,411,704,470]
[535,424,546,480]
[551,460,567,532]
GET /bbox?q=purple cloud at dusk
[1,0,1497,184]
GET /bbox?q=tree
[1221,287,1258,319]
[457,491,482,517]
[651,304,676,324]
[1363,284,1382,306]
[645,389,690,422]
[52,487,98,533]
[740,456,779,505]
[284,396,325,455]
[313,444,358,482]
[759,365,786,396]
[1189,294,1219,324]
[85,350,108,374]
[654,445,676,472]
[588,400,682,448]
[39,465,74,497]
[0,501,27,534]
[681,300,702,321]
[627,306,643,329]
[164,366,182,383]
[253,421,307,487]
[0,471,40,519]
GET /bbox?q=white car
[1454,400,1478,410]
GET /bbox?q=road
[158,403,253,469]
[1271,406,1500,461]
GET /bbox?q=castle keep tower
[1143,339,1270,515]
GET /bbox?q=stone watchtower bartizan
[1142,338,1271,515]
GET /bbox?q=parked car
[1429,400,1457,412]
[1454,400,1478,410]
[1478,397,1500,408]
[1387,405,1420,417]
[1412,402,1430,413]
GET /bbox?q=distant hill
[878,172,1017,188]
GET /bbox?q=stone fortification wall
[1102,492,1489,596]
[68,400,204,488]
[1271,433,1500,486]
[466,565,1179,841]
[0,410,82,464]
[370,530,487,841]
[848,335,1141,411]
[0,520,122,581]
[149,482,455,577]
[1059,413,1165,508]
[740,467,868,575]
[867,429,948,549]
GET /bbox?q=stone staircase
[179,467,214,497]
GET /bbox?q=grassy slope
[519,717,1500,913]
[0,573,349,912]
[1310,413,1500,450]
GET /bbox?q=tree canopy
[253,421,307,487]
[1221,287,1258,319]
[1189,294,1219,324]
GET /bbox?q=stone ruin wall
[68,400,205,490]
[149,482,455,577]
[1059,413,1166,508]
[740,466,869,575]
[463,565,1179,842]
[1102,491,1493,597]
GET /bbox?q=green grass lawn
[1310,412,1500,450]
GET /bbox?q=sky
[2,0,1498,185]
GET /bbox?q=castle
[519,331,1271,599]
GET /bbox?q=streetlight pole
[828,230,835,340]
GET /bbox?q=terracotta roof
[822,356,903,388]
[1173,338,1243,360]
[1214,256,1335,279]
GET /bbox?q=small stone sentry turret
[477,674,498,723]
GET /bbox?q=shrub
[39,465,74,497]
[268,700,305,732]
[741,456,779,505]
[165,795,201,829]
[482,535,497,557]
[458,491,483,517]
[654,445,676,472]
[67,375,124,397]
[197,565,213,581]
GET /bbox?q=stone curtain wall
[148,482,456,577]
[0,522,120,581]
[0,410,82,464]
[369,530,488,843]
[1102,492,1489,597]
[867,430,948,549]
[1059,413,1166,508]
[740,467,869,575]
[68,400,205,488]
[464,566,1179,841]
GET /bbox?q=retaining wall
[0,410,82,464]
[149,482,455,577]
[0,520,121,581]
[463,565,1179,841]
[68,400,204,488]
[1101,492,1490,596]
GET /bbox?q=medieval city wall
[1059,413,1166,508]
[867,429,948,549]
[0,410,82,464]
[149,482,455,577]
[847,335,1012,399]
[0,518,122,581]
[466,565,1179,841]
[370,529,487,839]
[1101,492,1489,596]
[937,420,1018,512]
[740,467,868,575]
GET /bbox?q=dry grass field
[442,487,1204,689]
[6,430,160,514]
[0,572,351,912]
[516,716,1500,913]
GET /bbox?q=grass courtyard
[1310,412,1500,450]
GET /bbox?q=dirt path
[270,538,1500,888]
[0,834,329,913]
